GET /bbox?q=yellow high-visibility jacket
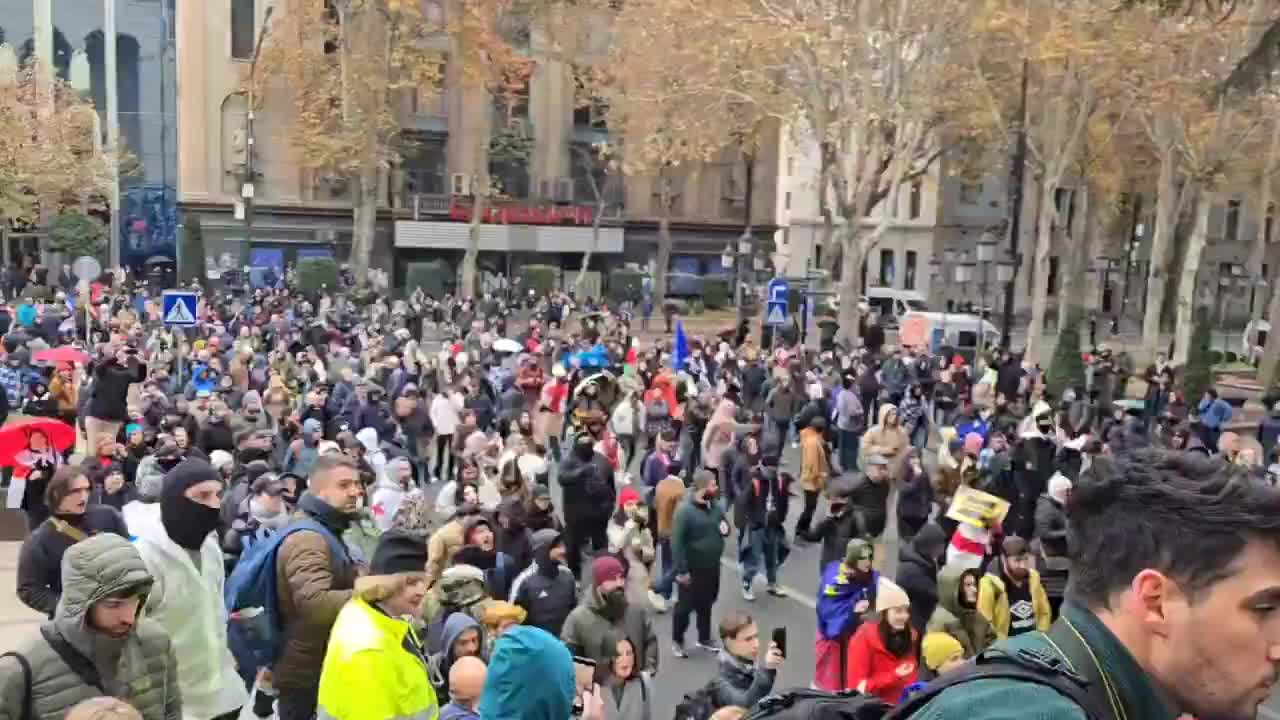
[318,598,440,720]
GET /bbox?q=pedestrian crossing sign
[765,300,788,326]
[162,291,198,327]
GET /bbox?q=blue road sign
[162,291,198,327]
[767,278,789,304]
[765,278,789,326]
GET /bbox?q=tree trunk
[654,214,672,306]
[1141,127,1180,365]
[1173,194,1210,366]
[1252,120,1279,324]
[1258,275,1280,387]
[835,225,865,349]
[1025,180,1058,364]
[1058,186,1092,331]
[461,187,484,298]
[349,162,378,278]
[575,200,604,294]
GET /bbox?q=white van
[864,287,930,327]
[898,311,1000,363]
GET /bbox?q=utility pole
[106,0,120,270]
[1001,58,1028,350]
[736,152,755,331]
[241,6,274,272]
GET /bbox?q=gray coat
[0,534,181,720]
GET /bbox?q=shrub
[296,256,340,295]
[607,269,646,304]
[703,277,731,309]
[1046,306,1086,400]
[1183,309,1214,404]
[520,264,559,295]
[49,211,105,259]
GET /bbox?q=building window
[231,0,256,61]
[909,180,922,219]
[785,192,791,211]
[879,249,895,287]
[904,250,917,290]
[1047,256,1059,295]
[787,155,794,176]
[959,183,982,205]
[1226,199,1241,243]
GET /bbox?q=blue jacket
[1198,397,1233,429]
[478,626,574,720]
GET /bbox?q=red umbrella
[0,418,77,467]
[33,346,91,366]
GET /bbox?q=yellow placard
[946,485,1011,528]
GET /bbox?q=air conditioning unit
[539,179,557,201]
[555,178,575,204]
[451,173,472,196]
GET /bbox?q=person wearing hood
[701,398,741,481]
[926,564,994,657]
[1035,473,1072,618]
[977,536,1051,640]
[709,611,784,712]
[1011,404,1057,540]
[797,473,861,573]
[558,431,616,579]
[735,461,791,601]
[134,459,248,720]
[89,462,138,513]
[894,522,948,635]
[285,417,325,480]
[0,533,181,720]
[607,486,658,608]
[861,404,908,474]
[562,555,660,676]
[224,473,292,565]
[428,612,486,698]
[451,516,515,601]
[233,389,274,434]
[370,456,413,532]
[844,577,918,705]
[273,454,363,720]
[196,404,236,456]
[814,539,878,691]
[495,496,533,573]
[17,466,129,618]
[318,531,438,720]
[478,626,575,720]
[510,528,577,636]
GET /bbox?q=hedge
[520,264,559,295]
[405,260,451,298]
[703,277,731,309]
[296,256,341,295]
[608,269,646,304]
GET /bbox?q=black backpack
[743,647,1108,720]
[674,679,721,720]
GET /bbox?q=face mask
[161,495,222,551]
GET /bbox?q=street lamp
[241,5,275,264]
[721,243,734,270]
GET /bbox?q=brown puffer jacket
[271,506,357,692]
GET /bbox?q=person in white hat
[843,577,918,704]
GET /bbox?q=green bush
[608,269,646,304]
[1224,351,1239,364]
[1184,310,1214,404]
[296,256,341,295]
[1046,306,1087,401]
[703,277,731,309]
[405,260,451,298]
[178,216,205,285]
[1209,349,1224,366]
[49,211,105,258]
[520,264,559,295]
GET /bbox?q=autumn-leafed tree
[256,0,445,279]
[0,66,119,232]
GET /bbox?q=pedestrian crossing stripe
[164,299,196,324]
[766,304,786,325]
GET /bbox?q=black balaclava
[160,458,224,551]
[573,434,595,461]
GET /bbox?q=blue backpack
[224,519,349,673]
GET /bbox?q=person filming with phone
[711,611,785,712]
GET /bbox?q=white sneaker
[742,586,756,602]
[648,591,668,613]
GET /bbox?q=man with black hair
[912,449,1280,720]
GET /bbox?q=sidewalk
[0,541,43,652]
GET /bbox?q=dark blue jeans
[740,526,781,588]
[653,537,675,599]
[839,429,860,471]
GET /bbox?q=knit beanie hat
[370,530,429,576]
[844,538,873,566]
[617,486,641,509]
[963,432,985,456]
[875,577,911,613]
[921,632,964,671]
[592,556,625,588]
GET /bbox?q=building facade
[1,0,177,269]
[177,1,784,293]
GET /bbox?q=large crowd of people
[0,263,1277,720]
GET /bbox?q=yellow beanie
[921,632,964,671]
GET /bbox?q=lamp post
[241,6,275,268]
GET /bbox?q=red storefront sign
[449,200,594,226]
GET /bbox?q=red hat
[618,486,641,509]
[592,556,625,588]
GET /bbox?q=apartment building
[178,1,783,291]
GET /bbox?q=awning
[395,221,623,253]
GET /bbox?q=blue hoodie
[478,626,574,720]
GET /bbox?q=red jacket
[844,621,918,705]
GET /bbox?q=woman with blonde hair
[318,530,439,720]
